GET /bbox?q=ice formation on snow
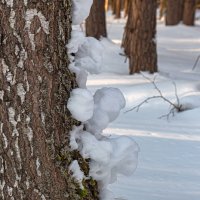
[67,88,94,122]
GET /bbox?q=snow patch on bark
[69,160,85,188]
[67,88,94,122]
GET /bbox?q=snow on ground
[87,11,200,200]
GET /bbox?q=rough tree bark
[166,0,184,25]
[123,0,157,74]
[183,0,196,26]
[0,1,98,199]
[86,0,107,39]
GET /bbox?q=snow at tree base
[68,1,139,199]
[68,1,200,199]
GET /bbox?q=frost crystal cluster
[67,1,139,199]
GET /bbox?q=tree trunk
[159,0,167,20]
[105,0,109,11]
[166,0,184,25]
[86,0,107,39]
[123,0,157,74]
[124,0,129,18]
[183,0,196,25]
[0,1,98,199]
[115,0,121,18]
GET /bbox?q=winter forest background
[0,0,200,200]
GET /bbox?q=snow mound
[67,88,94,122]
[178,93,200,111]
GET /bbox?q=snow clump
[67,88,94,122]
[75,37,104,74]
[69,63,88,88]
[69,126,139,200]
[72,0,93,25]
[86,87,126,137]
[67,1,139,199]
[69,160,85,189]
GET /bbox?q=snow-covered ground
[87,12,200,200]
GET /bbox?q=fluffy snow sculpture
[68,0,139,199]
[86,87,126,136]
[72,0,93,25]
[69,126,139,199]
[75,37,104,74]
[67,30,85,55]
[67,88,94,122]
[69,63,88,89]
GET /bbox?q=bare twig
[125,73,182,118]
[192,54,200,71]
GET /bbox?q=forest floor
[87,12,200,200]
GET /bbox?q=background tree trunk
[86,0,107,39]
[183,0,196,25]
[124,0,129,18]
[122,1,132,55]
[166,0,184,25]
[123,0,157,74]
[0,1,98,199]
[115,0,121,18]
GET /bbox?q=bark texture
[166,0,184,25]
[86,0,107,39]
[123,0,157,74]
[183,0,196,26]
[0,1,98,199]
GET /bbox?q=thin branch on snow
[125,73,182,119]
[192,54,200,71]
